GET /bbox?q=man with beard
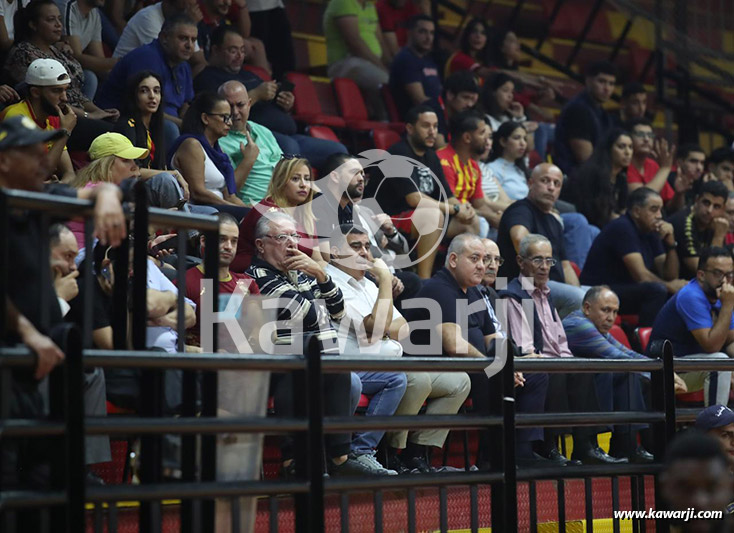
[320,153,422,307]
[626,118,684,213]
[389,15,441,116]
[438,110,502,238]
[650,246,734,406]
[669,180,730,278]
[0,58,77,182]
[365,104,477,278]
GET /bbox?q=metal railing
[0,185,724,532]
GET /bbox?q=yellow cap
[88,132,149,161]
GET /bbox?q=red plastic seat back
[372,128,401,150]
[333,77,369,122]
[636,327,652,352]
[381,85,402,122]
[609,324,631,349]
[307,125,340,143]
[287,72,323,116]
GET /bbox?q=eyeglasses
[484,255,504,266]
[632,131,655,139]
[207,113,233,123]
[281,153,304,160]
[704,269,734,281]
[264,233,302,244]
[525,256,557,267]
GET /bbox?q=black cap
[0,115,65,151]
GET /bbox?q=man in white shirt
[62,0,117,78]
[327,224,471,473]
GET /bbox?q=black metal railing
[0,186,727,532]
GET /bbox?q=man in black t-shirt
[496,163,586,318]
[364,104,478,278]
[669,180,729,279]
[554,61,616,175]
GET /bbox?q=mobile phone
[275,80,295,99]
[151,236,178,255]
[101,265,112,282]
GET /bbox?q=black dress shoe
[545,447,582,466]
[517,452,563,469]
[573,447,629,465]
[628,446,654,464]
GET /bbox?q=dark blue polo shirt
[96,39,194,117]
[389,46,442,120]
[404,267,494,356]
[554,90,614,175]
[580,213,664,285]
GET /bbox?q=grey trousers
[85,367,111,464]
[386,372,471,449]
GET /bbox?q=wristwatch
[59,128,71,137]
[452,204,460,215]
[664,240,678,250]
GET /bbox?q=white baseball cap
[25,58,70,87]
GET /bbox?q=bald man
[496,163,589,318]
[217,80,284,205]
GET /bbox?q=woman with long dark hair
[444,18,494,79]
[567,128,634,229]
[115,70,166,171]
[168,91,250,219]
[488,121,530,201]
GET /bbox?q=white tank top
[174,141,226,199]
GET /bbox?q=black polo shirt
[580,213,664,285]
[496,198,567,283]
[404,267,494,356]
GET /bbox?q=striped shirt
[246,257,345,354]
[437,145,484,204]
[562,310,647,362]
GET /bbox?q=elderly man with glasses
[649,246,734,407]
[500,233,626,465]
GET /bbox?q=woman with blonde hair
[231,156,322,272]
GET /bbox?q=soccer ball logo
[302,149,449,270]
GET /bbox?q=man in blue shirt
[389,15,442,120]
[554,61,616,175]
[96,14,197,145]
[581,187,687,326]
[650,246,734,406]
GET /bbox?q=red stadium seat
[306,125,341,143]
[242,64,272,81]
[287,72,346,129]
[380,84,402,123]
[635,327,652,352]
[569,261,581,278]
[332,78,403,134]
[609,324,631,349]
[371,128,401,150]
[358,394,370,409]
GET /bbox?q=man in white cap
[0,58,78,183]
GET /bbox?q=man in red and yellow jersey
[181,211,260,346]
[0,58,78,182]
[437,109,502,234]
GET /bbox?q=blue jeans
[82,70,98,100]
[561,212,599,270]
[547,280,590,319]
[164,120,181,154]
[351,371,407,454]
[533,122,555,161]
[272,131,347,170]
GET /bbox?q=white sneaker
[352,452,398,475]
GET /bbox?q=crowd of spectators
[5,0,734,512]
